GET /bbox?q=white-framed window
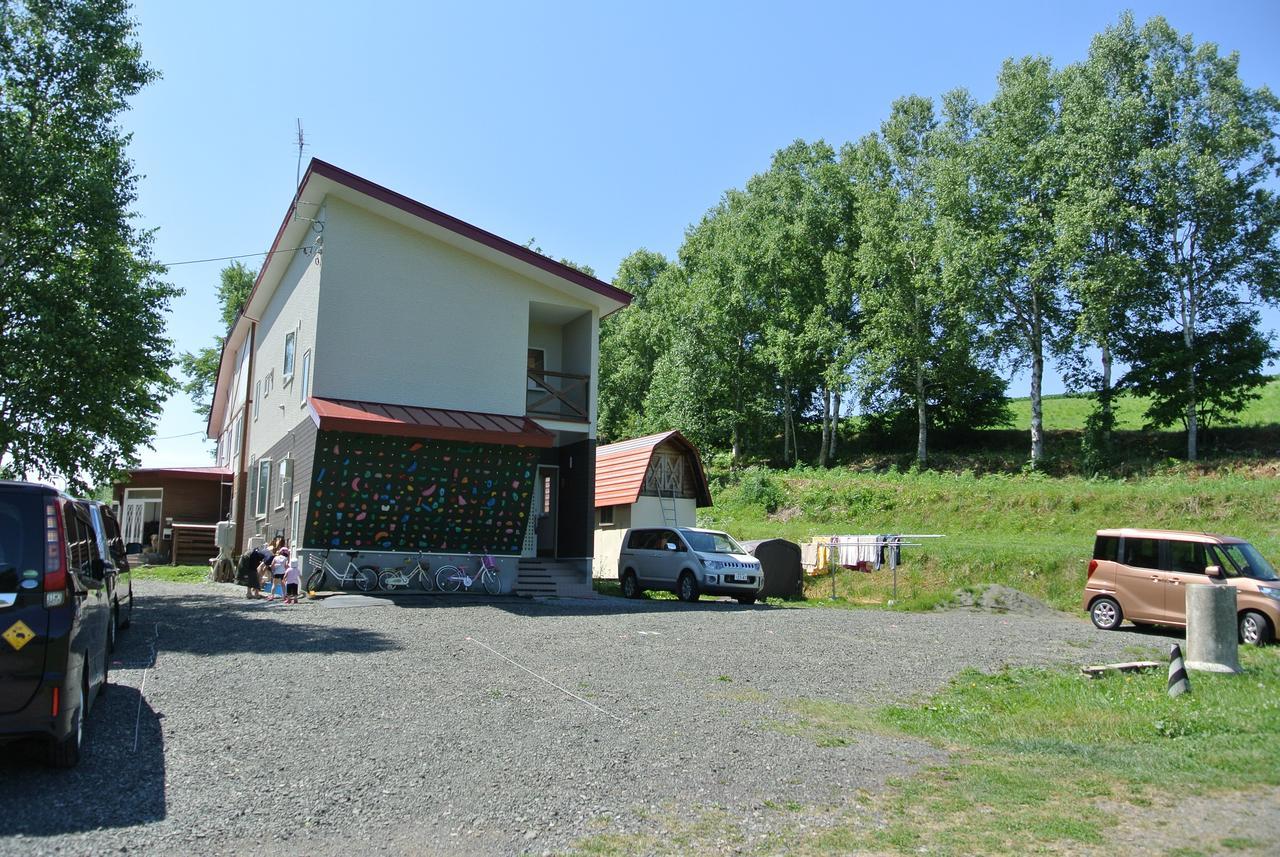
[299,349,311,406]
[290,494,301,547]
[253,380,261,419]
[255,458,271,518]
[276,458,290,510]
[527,348,545,390]
[283,331,296,380]
[231,418,241,463]
[247,454,257,511]
[263,370,273,398]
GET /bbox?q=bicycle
[305,549,378,593]
[378,550,435,592]
[435,553,502,595]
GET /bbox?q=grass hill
[1000,375,1280,431]
[673,380,1280,614]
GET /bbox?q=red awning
[308,397,554,448]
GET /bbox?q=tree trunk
[915,357,928,466]
[1184,275,1198,461]
[782,380,794,467]
[829,388,839,460]
[1029,318,1045,466]
[818,382,831,468]
[1099,338,1113,439]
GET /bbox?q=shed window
[598,506,614,526]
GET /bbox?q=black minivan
[0,481,112,767]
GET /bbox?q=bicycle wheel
[377,570,399,591]
[305,568,326,593]
[436,565,462,592]
[416,563,435,592]
[355,566,379,592]
[481,567,501,595]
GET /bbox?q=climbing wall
[306,431,539,554]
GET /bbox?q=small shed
[741,538,803,599]
[112,466,232,564]
[593,430,712,578]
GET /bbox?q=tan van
[1083,528,1279,645]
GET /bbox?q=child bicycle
[378,550,435,592]
[435,553,502,595]
[306,549,379,593]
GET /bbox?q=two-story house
[206,159,631,595]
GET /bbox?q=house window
[255,458,271,518]
[542,473,552,514]
[231,419,241,463]
[527,348,545,390]
[253,380,261,419]
[598,506,614,526]
[299,350,311,405]
[290,494,301,547]
[248,455,256,512]
[264,370,273,398]
[283,331,296,379]
[277,459,290,509]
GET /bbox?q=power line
[159,246,310,268]
[153,430,208,440]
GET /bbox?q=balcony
[526,370,589,422]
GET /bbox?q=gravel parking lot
[1,579,1178,856]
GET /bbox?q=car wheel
[49,675,86,769]
[1090,596,1123,631]
[1239,610,1274,647]
[620,570,642,599]
[736,595,757,605]
[677,572,700,603]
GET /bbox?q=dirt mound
[944,584,1058,616]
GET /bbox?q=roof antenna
[295,118,307,188]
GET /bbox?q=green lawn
[131,564,209,583]
[1002,375,1280,431]
[571,647,1280,856]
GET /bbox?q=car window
[661,530,684,551]
[1093,535,1118,562]
[627,530,655,550]
[1167,540,1204,574]
[0,491,42,593]
[682,530,746,554]
[1121,537,1159,570]
[1209,543,1280,581]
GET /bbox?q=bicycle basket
[481,554,499,570]
[307,553,324,569]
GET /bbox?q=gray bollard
[1184,583,1241,674]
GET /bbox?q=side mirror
[125,542,143,556]
[1205,564,1223,579]
[665,543,677,552]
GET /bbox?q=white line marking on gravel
[466,636,626,724]
[132,622,162,752]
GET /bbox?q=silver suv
[617,527,764,604]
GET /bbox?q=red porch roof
[126,466,232,482]
[595,430,712,508]
[308,397,554,448]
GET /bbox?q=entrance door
[536,465,559,558]
[122,499,146,545]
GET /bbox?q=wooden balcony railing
[527,370,589,421]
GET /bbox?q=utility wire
[152,429,207,440]
[159,246,310,268]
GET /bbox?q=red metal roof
[595,430,712,508]
[126,466,232,482]
[308,397,554,448]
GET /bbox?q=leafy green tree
[946,59,1069,467]
[849,96,1000,464]
[597,248,671,441]
[1056,15,1155,465]
[0,0,176,490]
[1116,17,1280,459]
[178,260,256,420]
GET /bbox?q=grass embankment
[573,647,1280,855]
[131,564,209,583]
[700,466,1280,612]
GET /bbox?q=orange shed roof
[595,430,712,508]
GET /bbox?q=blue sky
[125,0,1280,467]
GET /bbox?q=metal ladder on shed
[658,488,679,527]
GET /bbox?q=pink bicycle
[434,553,501,595]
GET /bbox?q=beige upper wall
[314,196,598,416]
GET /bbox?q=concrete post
[1184,584,1241,674]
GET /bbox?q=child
[283,551,302,603]
[267,546,289,601]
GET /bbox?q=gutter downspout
[232,322,257,554]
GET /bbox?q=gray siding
[247,414,317,548]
